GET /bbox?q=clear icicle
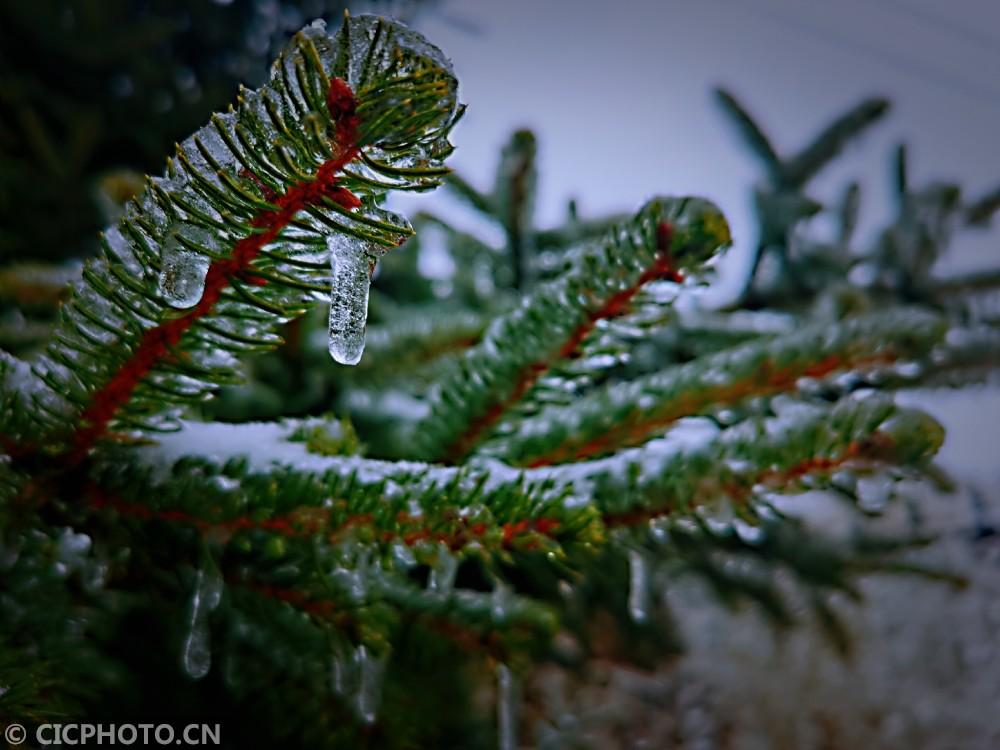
[158,223,213,309]
[329,644,387,725]
[496,663,519,750]
[329,647,357,698]
[355,645,388,725]
[328,235,374,365]
[627,550,649,623]
[181,564,225,680]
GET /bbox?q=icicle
[329,649,356,698]
[627,549,650,623]
[495,663,519,750]
[428,547,458,594]
[355,645,388,725]
[181,564,224,680]
[329,644,387,725]
[327,234,374,365]
[158,223,213,308]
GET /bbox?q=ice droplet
[158,223,214,309]
[328,235,374,365]
[496,663,519,750]
[627,549,649,623]
[181,564,224,680]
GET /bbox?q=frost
[158,222,216,309]
[181,563,224,680]
[327,234,375,365]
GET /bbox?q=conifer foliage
[1,13,998,749]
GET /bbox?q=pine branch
[966,183,1000,226]
[482,308,944,466]
[444,173,494,216]
[410,198,732,463]
[72,395,942,666]
[2,17,992,744]
[713,88,782,182]
[715,88,889,190]
[492,129,538,288]
[782,97,890,188]
[355,308,487,376]
[7,15,461,464]
[587,394,943,527]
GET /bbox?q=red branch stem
[66,78,363,463]
[86,483,561,552]
[525,351,897,467]
[444,222,680,462]
[602,437,885,529]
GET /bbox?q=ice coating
[336,15,455,94]
[157,223,215,309]
[327,233,375,365]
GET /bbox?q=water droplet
[627,549,649,623]
[496,663,519,750]
[328,236,373,365]
[181,564,224,680]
